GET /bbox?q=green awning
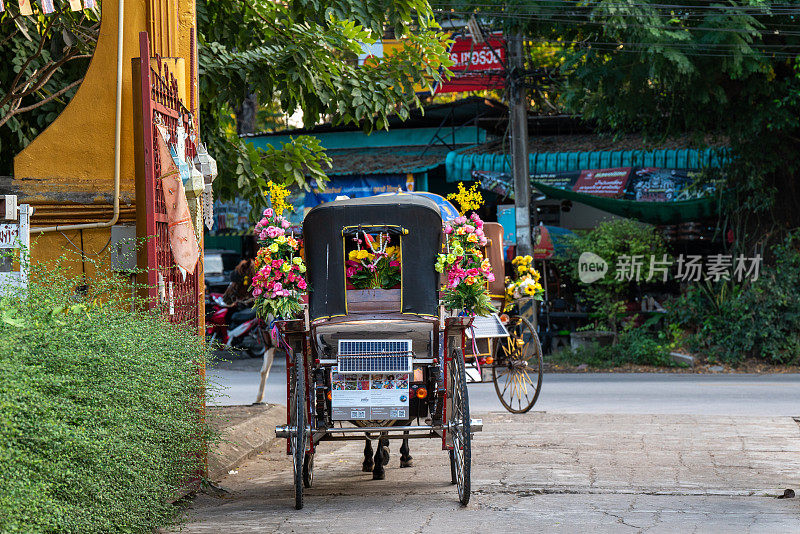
[532,181,720,225]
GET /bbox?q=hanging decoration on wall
[39,0,54,13]
[194,142,218,230]
[155,125,199,279]
[84,0,95,8]
[0,1,5,13]
[18,0,33,15]
[68,0,82,10]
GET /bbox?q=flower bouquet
[346,232,401,290]
[504,255,544,311]
[435,213,497,317]
[251,207,307,319]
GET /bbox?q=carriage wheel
[448,348,471,506]
[492,316,543,414]
[303,453,314,488]
[290,352,306,509]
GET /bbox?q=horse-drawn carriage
[272,195,478,509]
[267,193,542,509]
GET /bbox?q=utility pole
[510,32,532,256]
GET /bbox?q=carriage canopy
[303,195,443,320]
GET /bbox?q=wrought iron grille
[139,31,201,329]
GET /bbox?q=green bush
[668,233,800,365]
[557,219,669,332]
[551,325,677,369]
[0,254,213,533]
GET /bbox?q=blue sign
[305,174,412,208]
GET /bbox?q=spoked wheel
[448,348,471,506]
[303,453,314,488]
[290,352,306,509]
[492,316,543,414]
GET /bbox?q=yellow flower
[524,255,533,263]
[266,180,291,216]
[532,270,541,281]
[348,250,359,261]
[524,285,536,296]
[385,246,397,256]
[292,257,302,265]
[276,235,287,244]
[481,259,491,271]
[517,265,527,273]
[465,276,476,286]
[281,262,292,273]
[466,234,478,243]
[356,250,370,260]
[446,182,484,214]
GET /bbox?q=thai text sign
[572,168,633,197]
[0,224,20,248]
[436,36,506,93]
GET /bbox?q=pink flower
[486,272,495,282]
[258,229,269,240]
[252,288,262,296]
[298,279,307,290]
[273,282,282,292]
[455,216,467,225]
[464,225,475,233]
[272,259,283,269]
[266,226,283,238]
[479,237,488,246]
[466,268,480,277]
[281,219,291,229]
[257,217,269,228]
[389,260,400,267]
[264,208,274,218]
[444,225,453,235]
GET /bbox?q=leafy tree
[197,0,451,215]
[0,3,99,175]
[441,0,800,246]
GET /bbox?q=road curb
[207,404,285,481]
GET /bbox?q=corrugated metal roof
[326,145,469,176]
[446,146,728,182]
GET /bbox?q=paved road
[179,411,800,533]
[208,356,800,416]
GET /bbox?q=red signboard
[533,225,554,260]
[572,167,633,198]
[435,36,506,94]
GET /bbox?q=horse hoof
[362,462,374,473]
[381,449,390,466]
[400,458,413,468]
[372,470,385,480]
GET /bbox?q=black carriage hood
[302,195,443,320]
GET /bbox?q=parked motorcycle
[205,292,267,358]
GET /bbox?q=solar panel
[337,339,413,374]
[465,313,510,339]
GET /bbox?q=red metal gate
[137,31,202,330]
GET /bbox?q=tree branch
[8,52,91,103]
[9,77,84,119]
[6,13,60,102]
